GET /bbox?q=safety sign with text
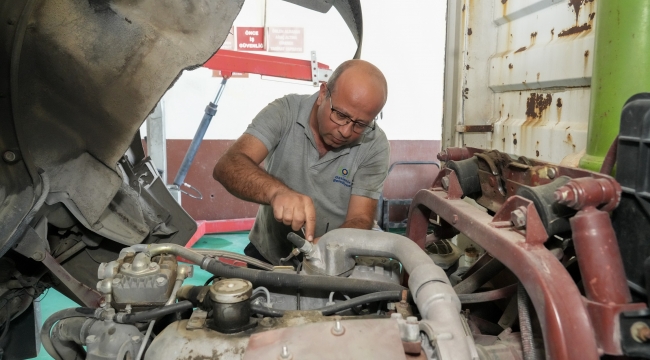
[237,27,265,51]
[267,27,304,53]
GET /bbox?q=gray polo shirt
[244,92,390,265]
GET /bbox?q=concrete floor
[34,231,251,360]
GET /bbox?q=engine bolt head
[2,151,16,163]
[331,316,345,336]
[547,167,557,179]
[112,278,120,285]
[148,263,157,270]
[156,277,167,286]
[511,209,527,228]
[441,176,450,190]
[131,335,141,344]
[278,344,292,360]
[85,335,97,344]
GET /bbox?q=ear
[316,83,328,106]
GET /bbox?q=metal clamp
[311,51,332,86]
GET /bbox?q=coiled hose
[518,283,537,360]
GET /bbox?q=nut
[441,176,450,190]
[156,277,167,286]
[510,208,527,228]
[279,344,292,360]
[2,151,16,163]
[331,316,345,336]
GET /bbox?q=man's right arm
[213,134,316,241]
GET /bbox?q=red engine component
[406,147,647,359]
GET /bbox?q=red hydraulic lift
[180,50,332,249]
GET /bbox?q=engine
[41,229,529,360]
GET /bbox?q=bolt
[331,316,345,336]
[148,263,157,270]
[406,316,418,324]
[547,167,557,179]
[121,263,131,270]
[98,298,107,308]
[112,278,120,285]
[131,335,141,344]
[156,277,167,286]
[85,335,97,344]
[279,344,292,360]
[632,322,650,343]
[2,151,16,163]
[639,327,650,342]
[511,208,527,228]
[441,176,450,190]
[437,150,449,162]
[554,186,577,206]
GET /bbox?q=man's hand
[270,189,316,242]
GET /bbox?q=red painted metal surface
[185,219,255,248]
[571,207,630,305]
[405,185,600,359]
[584,298,646,355]
[203,49,330,82]
[407,158,649,357]
[555,177,622,212]
[43,253,104,308]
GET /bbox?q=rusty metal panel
[443,0,597,164]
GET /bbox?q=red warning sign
[237,27,265,51]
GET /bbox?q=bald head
[327,60,388,108]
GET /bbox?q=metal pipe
[173,77,228,187]
[580,0,650,171]
[306,228,474,360]
[570,207,631,304]
[124,243,406,294]
[193,249,274,271]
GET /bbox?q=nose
[338,121,355,138]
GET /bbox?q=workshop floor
[34,231,251,360]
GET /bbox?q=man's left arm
[339,195,378,229]
[342,137,391,230]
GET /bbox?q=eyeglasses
[326,86,375,135]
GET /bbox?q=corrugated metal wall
[443,0,597,164]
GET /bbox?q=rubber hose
[205,260,406,294]
[320,291,404,315]
[457,283,518,304]
[250,291,406,317]
[286,232,306,248]
[453,258,505,294]
[50,318,87,360]
[40,308,96,360]
[518,283,537,360]
[115,301,193,324]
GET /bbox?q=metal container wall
[442,0,597,164]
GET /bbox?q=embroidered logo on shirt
[333,167,351,187]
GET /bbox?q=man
[213,59,389,265]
